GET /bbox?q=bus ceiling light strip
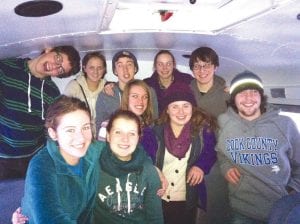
[109,0,293,33]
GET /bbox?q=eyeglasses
[54,53,65,75]
[192,63,213,71]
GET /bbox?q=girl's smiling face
[167,101,193,127]
[106,117,139,161]
[84,57,106,83]
[48,109,92,165]
[128,85,148,116]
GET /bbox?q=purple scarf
[164,122,192,159]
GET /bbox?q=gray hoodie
[216,106,300,221]
[190,75,229,119]
[95,84,122,135]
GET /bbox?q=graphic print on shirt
[98,173,147,217]
[226,136,279,167]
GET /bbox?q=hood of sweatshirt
[76,72,105,97]
[100,143,148,177]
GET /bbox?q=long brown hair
[120,79,154,126]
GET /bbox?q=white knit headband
[230,78,263,94]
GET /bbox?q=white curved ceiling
[1,0,300,104]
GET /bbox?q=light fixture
[14,0,63,17]
[159,10,173,22]
[108,0,293,33]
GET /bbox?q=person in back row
[189,46,229,119]
[144,49,193,114]
[95,50,158,136]
[0,45,80,180]
[64,51,107,135]
[217,71,300,223]
[189,46,231,224]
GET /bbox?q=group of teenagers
[0,45,299,224]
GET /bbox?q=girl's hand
[11,207,28,224]
[187,166,204,186]
[155,167,169,197]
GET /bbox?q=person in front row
[93,110,164,224]
[0,45,80,180]
[13,109,164,224]
[18,96,102,223]
[216,70,300,223]
[150,83,217,224]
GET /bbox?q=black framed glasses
[54,53,65,75]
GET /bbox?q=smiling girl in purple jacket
[152,83,217,224]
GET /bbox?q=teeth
[44,62,50,72]
[244,103,254,107]
[73,144,84,149]
[119,145,129,149]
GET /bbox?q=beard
[238,107,261,120]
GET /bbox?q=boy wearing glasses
[0,45,80,180]
[188,47,230,224]
[189,46,229,119]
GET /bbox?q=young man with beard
[216,71,300,223]
[0,45,80,180]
